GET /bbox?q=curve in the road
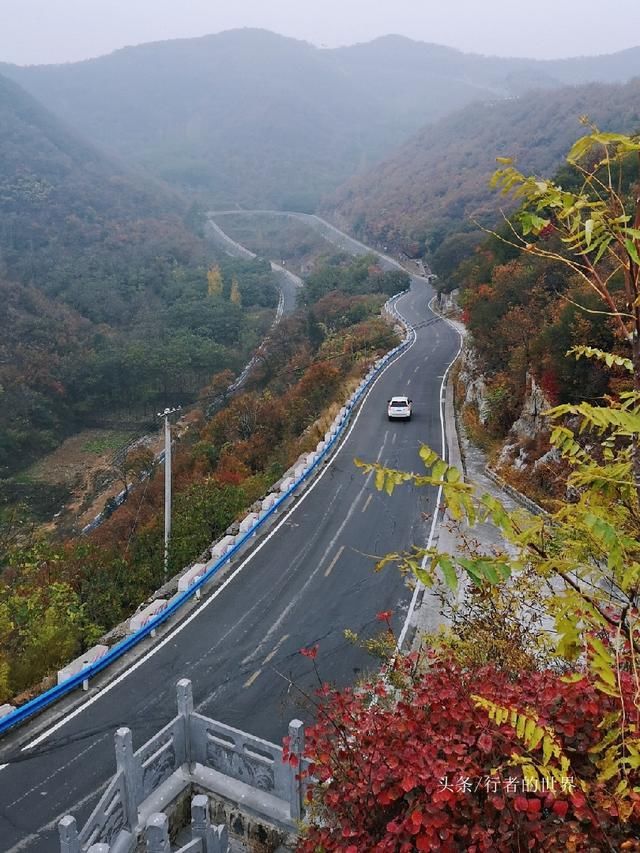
[0,219,461,853]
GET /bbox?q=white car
[387,396,412,421]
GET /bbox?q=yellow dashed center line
[262,634,290,665]
[324,544,345,577]
[243,669,262,689]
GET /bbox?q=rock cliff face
[509,374,553,442]
[458,345,490,425]
[457,341,563,494]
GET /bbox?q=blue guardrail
[0,292,412,737]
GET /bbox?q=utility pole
[158,406,180,577]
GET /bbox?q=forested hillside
[0,253,406,704]
[326,78,640,268]
[0,72,278,476]
[2,31,639,209]
[447,134,640,505]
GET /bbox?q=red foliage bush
[539,369,561,406]
[291,655,640,851]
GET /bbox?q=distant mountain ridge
[2,29,639,209]
[324,77,640,259]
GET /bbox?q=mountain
[2,30,639,210]
[0,70,204,324]
[324,77,640,262]
[1,30,396,212]
[0,72,273,477]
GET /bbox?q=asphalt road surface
[0,225,459,852]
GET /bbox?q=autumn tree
[230,276,242,306]
[112,443,155,497]
[297,129,640,847]
[207,264,223,296]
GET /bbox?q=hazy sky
[1,0,639,65]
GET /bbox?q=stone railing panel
[135,717,184,798]
[79,769,129,849]
[189,713,289,801]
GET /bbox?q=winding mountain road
[0,218,460,852]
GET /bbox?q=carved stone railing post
[58,815,81,853]
[115,727,140,831]
[288,719,305,821]
[145,813,170,853]
[191,795,229,853]
[176,678,194,766]
[190,793,209,838]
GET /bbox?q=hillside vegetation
[0,72,278,479]
[3,31,640,209]
[299,130,640,851]
[326,78,640,266]
[0,254,407,704]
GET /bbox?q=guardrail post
[145,813,170,853]
[58,815,81,853]
[115,727,139,831]
[177,678,194,765]
[288,719,305,821]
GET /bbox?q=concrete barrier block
[316,440,327,455]
[178,562,208,592]
[261,493,279,512]
[129,600,167,633]
[210,535,236,559]
[294,465,307,480]
[238,512,260,534]
[0,704,15,719]
[280,476,295,493]
[57,644,109,684]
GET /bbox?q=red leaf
[300,645,318,659]
[477,732,493,753]
[552,800,569,818]
[514,796,529,812]
[400,774,417,792]
[410,809,423,828]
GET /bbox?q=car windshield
[390,399,408,407]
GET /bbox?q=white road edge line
[20,292,417,753]
[396,298,464,651]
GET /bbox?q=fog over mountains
[325,77,640,258]
[2,29,639,209]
